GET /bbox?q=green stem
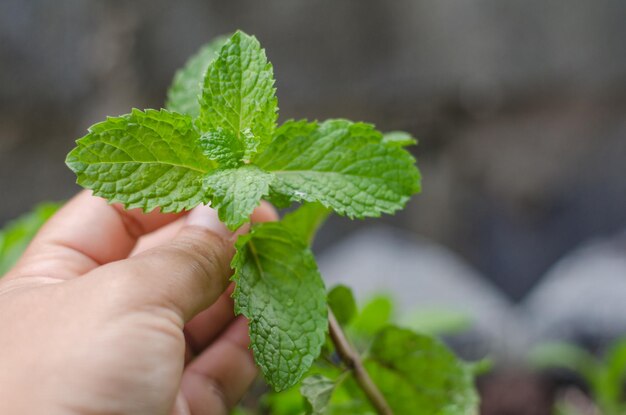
[327,309,393,415]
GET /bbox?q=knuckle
[173,230,231,274]
[160,227,233,287]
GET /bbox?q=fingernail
[186,204,232,239]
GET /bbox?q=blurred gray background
[1,0,626,303]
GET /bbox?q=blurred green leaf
[281,202,330,245]
[468,358,493,376]
[400,307,472,335]
[328,285,357,326]
[530,342,597,379]
[262,384,307,415]
[382,130,417,147]
[301,375,336,415]
[534,339,626,415]
[351,295,394,337]
[364,326,479,415]
[594,338,626,413]
[231,407,255,415]
[0,202,60,276]
[262,362,343,415]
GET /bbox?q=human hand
[0,191,277,415]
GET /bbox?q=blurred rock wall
[1,0,625,299]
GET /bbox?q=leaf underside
[301,375,336,415]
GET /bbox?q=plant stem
[327,309,393,415]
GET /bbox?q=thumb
[92,205,245,323]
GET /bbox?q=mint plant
[65,31,480,413]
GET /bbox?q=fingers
[181,201,278,351]
[92,205,241,323]
[132,201,276,257]
[175,203,277,412]
[130,218,187,256]
[180,318,257,415]
[249,200,279,226]
[7,191,183,281]
[184,285,236,356]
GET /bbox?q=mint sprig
[66,30,423,393]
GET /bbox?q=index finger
[6,191,185,281]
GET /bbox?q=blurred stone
[523,230,626,349]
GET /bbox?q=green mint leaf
[241,128,260,161]
[327,285,357,326]
[199,128,245,168]
[203,165,273,230]
[0,202,60,276]
[166,35,229,118]
[198,127,260,170]
[232,222,327,391]
[256,119,421,218]
[382,130,417,147]
[364,326,479,415]
[281,202,330,245]
[301,375,336,415]
[198,31,277,155]
[66,109,215,213]
[352,295,394,337]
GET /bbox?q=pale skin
[0,190,278,415]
